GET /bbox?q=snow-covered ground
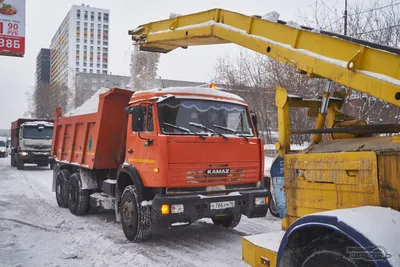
[0,157,281,267]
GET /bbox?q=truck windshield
[157,98,254,137]
[23,126,53,140]
[0,141,5,147]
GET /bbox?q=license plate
[210,201,235,210]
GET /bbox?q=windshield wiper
[163,123,206,140]
[189,122,228,141]
[212,124,249,142]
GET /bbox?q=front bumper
[19,151,52,164]
[0,151,6,157]
[151,188,270,228]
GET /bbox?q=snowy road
[0,157,281,267]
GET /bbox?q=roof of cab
[129,87,247,105]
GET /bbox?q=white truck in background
[0,136,8,158]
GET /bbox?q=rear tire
[121,185,151,242]
[212,214,241,228]
[56,169,71,208]
[67,172,90,215]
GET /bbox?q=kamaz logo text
[206,168,230,175]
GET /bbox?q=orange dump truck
[52,87,270,241]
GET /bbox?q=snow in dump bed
[244,231,286,252]
[149,20,400,87]
[309,206,400,266]
[135,87,245,102]
[65,88,109,116]
[23,121,54,127]
[261,11,280,23]
[169,13,182,18]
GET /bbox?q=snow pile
[141,200,152,206]
[286,21,301,29]
[169,13,182,19]
[311,27,322,33]
[65,88,109,117]
[261,11,280,23]
[264,156,275,177]
[264,143,309,151]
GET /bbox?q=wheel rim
[122,200,135,228]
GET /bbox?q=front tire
[121,185,151,242]
[67,172,90,215]
[10,153,16,167]
[16,156,24,170]
[212,214,242,228]
[56,169,71,208]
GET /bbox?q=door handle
[127,149,133,154]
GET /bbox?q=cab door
[126,103,158,187]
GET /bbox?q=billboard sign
[0,0,25,57]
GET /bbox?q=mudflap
[89,193,115,211]
[270,156,287,218]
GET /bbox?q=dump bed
[11,118,53,148]
[52,88,133,170]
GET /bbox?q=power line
[320,0,340,17]
[325,16,343,29]
[348,2,400,16]
[353,23,400,35]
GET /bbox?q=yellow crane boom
[129,8,400,106]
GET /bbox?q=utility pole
[344,0,348,35]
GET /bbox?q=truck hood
[166,136,262,188]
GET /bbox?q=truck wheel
[212,214,242,228]
[121,185,151,242]
[10,154,16,167]
[56,169,71,208]
[269,197,280,218]
[298,233,375,267]
[16,156,24,170]
[50,161,54,170]
[67,172,90,215]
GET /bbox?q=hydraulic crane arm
[129,8,400,106]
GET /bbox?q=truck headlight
[171,204,184,214]
[20,152,28,156]
[0,150,5,152]
[255,197,268,206]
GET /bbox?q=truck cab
[11,120,54,170]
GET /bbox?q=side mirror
[251,111,258,132]
[131,106,145,132]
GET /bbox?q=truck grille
[168,162,259,187]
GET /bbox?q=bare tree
[130,45,161,91]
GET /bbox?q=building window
[84,39,87,44]
[103,41,108,45]
[91,85,97,90]
[77,38,80,42]
[83,63,87,67]
[97,63,100,68]
[76,26,80,31]
[97,40,101,45]
[77,9,81,19]
[84,11,88,20]
[83,68,87,72]
[90,40,94,44]
[97,70,100,74]
[92,78,97,83]
[104,13,109,22]
[103,64,108,69]
[103,47,108,52]
[77,21,80,26]
[103,24,108,29]
[90,69,93,73]
[76,68,79,72]
[103,70,107,74]
[84,27,88,32]
[98,23,101,28]
[90,63,93,67]
[91,12,94,21]
[84,22,88,27]
[98,13,102,21]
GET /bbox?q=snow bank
[264,143,309,151]
[65,88,109,117]
[261,11,280,23]
[141,200,152,207]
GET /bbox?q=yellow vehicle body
[130,8,400,267]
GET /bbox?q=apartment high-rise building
[36,48,51,89]
[50,4,110,91]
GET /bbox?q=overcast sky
[0,0,352,128]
